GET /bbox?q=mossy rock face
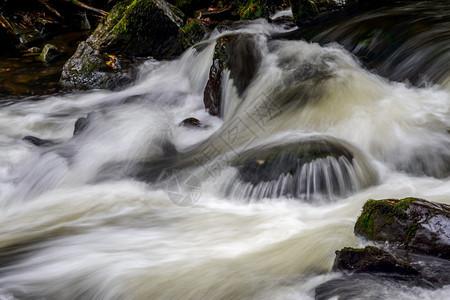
[87,0,184,58]
[61,0,184,89]
[60,41,138,90]
[203,33,262,116]
[333,246,419,275]
[355,198,450,259]
[178,19,210,50]
[289,0,343,23]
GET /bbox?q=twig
[37,0,63,18]
[70,0,108,16]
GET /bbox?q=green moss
[396,197,419,211]
[355,198,421,247]
[239,0,263,20]
[355,199,410,239]
[178,19,208,49]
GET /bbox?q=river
[0,2,448,299]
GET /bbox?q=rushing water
[0,4,449,300]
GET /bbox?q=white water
[0,19,448,299]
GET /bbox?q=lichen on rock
[354,197,450,259]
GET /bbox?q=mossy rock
[87,0,184,58]
[178,19,210,49]
[355,198,450,259]
[289,0,343,23]
[60,41,138,90]
[333,246,419,275]
[238,0,264,20]
[61,0,185,89]
[38,44,62,63]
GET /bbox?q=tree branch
[70,0,107,16]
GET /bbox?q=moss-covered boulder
[289,0,344,23]
[203,33,262,116]
[86,0,183,57]
[355,198,450,259]
[333,246,419,275]
[178,19,210,49]
[61,0,184,89]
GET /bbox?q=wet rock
[178,19,210,49]
[22,136,56,147]
[38,44,62,63]
[61,0,184,89]
[203,34,262,116]
[199,4,238,21]
[225,137,378,200]
[74,112,97,135]
[60,41,140,90]
[168,0,211,16]
[75,11,92,30]
[354,198,450,259]
[180,117,202,127]
[27,47,41,53]
[87,0,183,58]
[333,246,419,275]
[238,0,284,20]
[289,0,344,23]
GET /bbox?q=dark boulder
[60,0,184,89]
[180,117,202,128]
[22,136,57,147]
[203,34,262,116]
[333,246,419,275]
[354,198,450,259]
[224,137,378,200]
[74,112,98,136]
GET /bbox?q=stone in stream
[38,44,62,63]
[61,0,185,90]
[203,33,262,116]
[225,137,378,200]
[22,136,57,147]
[333,246,419,275]
[73,112,98,136]
[179,117,202,128]
[354,198,450,259]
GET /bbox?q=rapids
[0,3,448,300]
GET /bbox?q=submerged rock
[61,0,184,89]
[354,198,450,259]
[203,34,262,116]
[22,136,57,147]
[333,246,419,275]
[74,112,98,136]
[225,137,378,200]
